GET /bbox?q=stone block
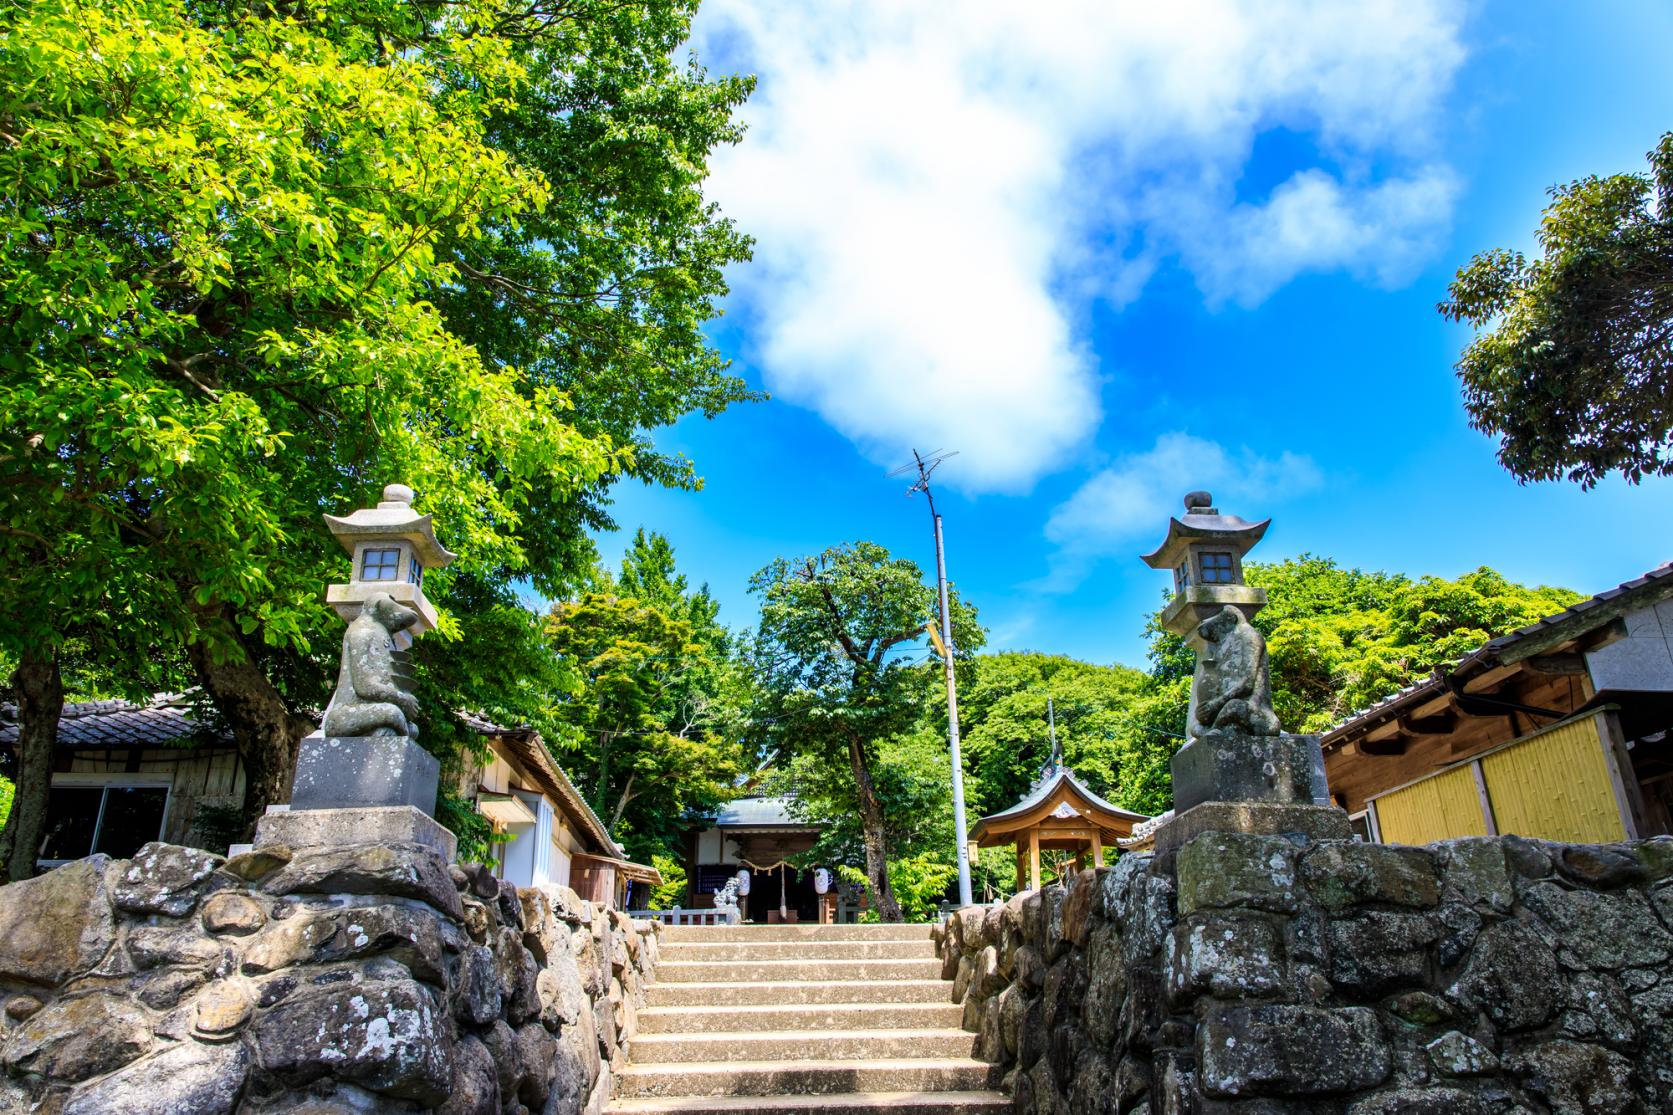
[253,978,454,1104]
[1196,1004,1391,1098]
[1523,882,1672,970]
[1436,838,1514,912]
[1347,1087,1488,1115]
[1,992,151,1082]
[1445,919,1559,1031]
[254,804,457,861]
[261,841,463,918]
[1324,910,1440,996]
[1154,802,1351,862]
[288,733,441,813]
[0,856,115,987]
[1425,1030,1498,1077]
[1168,913,1286,1003]
[1301,842,1439,911]
[1506,1039,1643,1115]
[1177,832,1299,915]
[61,1038,249,1115]
[1170,730,1329,815]
[113,842,223,917]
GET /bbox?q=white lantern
[735,869,751,896]
[813,867,831,895]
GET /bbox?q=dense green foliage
[0,0,753,854]
[1442,132,1673,486]
[750,541,982,921]
[547,532,750,863]
[1146,557,1583,737]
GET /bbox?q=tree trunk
[187,612,314,843]
[847,736,903,922]
[0,648,63,882]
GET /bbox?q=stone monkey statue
[1189,605,1282,742]
[321,592,422,738]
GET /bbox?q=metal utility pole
[888,449,973,907]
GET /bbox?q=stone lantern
[1142,492,1347,859]
[323,483,455,646]
[1141,490,1268,647]
[251,482,458,861]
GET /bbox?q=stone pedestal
[289,733,439,813]
[1152,800,1351,861]
[1170,729,1329,815]
[254,803,457,861]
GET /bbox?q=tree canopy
[1442,132,1673,486]
[750,541,982,921]
[546,531,750,863]
[0,0,753,860]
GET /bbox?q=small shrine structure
[969,721,1149,893]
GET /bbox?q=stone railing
[936,832,1673,1113]
[0,840,659,1114]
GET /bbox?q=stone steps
[629,1030,978,1064]
[614,1059,1002,1099]
[656,958,945,984]
[607,1091,1011,1115]
[661,925,934,944]
[637,1003,965,1034]
[645,980,956,1008]
[609,926,1002,1115]
[660,940,934,962]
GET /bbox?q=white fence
[626,906,742,926]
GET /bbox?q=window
[1199,551,1236,583]
[361,547,401,581]
[1174,562,1191,593]
[38,778,171,865]
[407,554,423,586]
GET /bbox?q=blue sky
[596,0,1673,668]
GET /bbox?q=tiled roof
[1323,561,1673,746]
[456,711,628,859]
[0,693,232,751]
[713,796,815,828]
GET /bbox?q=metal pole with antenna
[888,448,974,908]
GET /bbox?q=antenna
[888,447,972,906]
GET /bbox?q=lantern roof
[324,484,457,569]
[1140,490,1269,570]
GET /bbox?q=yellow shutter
[1373,763,1487,845]
[1479,715,1625,844]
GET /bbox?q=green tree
[545,532,748,862]
[749,542,983,922]
[1143,557,1583,743]
[956,653,1148,816]
[0,0,752,858]
[1441,132,1673,486]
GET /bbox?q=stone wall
[0,840,659,1114]
[935,833,1673,1114]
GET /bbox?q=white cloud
[692,0,1466,491]
[1039,433,1322,588]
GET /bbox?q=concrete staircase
[607,923,1006,1115]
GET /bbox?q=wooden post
[1014,844,1026,894]
[1092,839,1104,868]
[1028,828,1041,892]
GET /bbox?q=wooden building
[457,713,659,908]
[0,694,245,871]
[1,698,657,909]
[969,742,1150,893]
[1323,563,1673,846]
[682,796,823,922]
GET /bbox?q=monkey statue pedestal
[253,591,454,859]
[1155,610,1348,861]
